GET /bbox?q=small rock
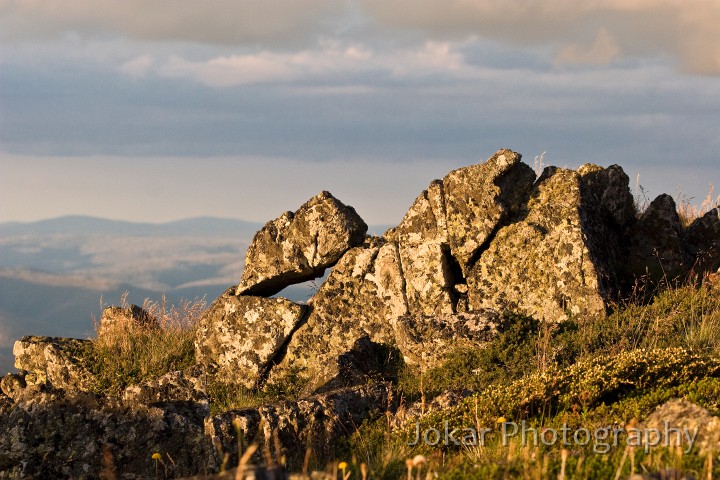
[98,304,157,337]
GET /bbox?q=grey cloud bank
[0,1,718,224]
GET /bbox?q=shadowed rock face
[195,288,307,388]
[236,191,367,297]
[686,207,720,273]
[625,194,690,283]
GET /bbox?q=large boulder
[625,194,690,283]
[236,191,367,296]
[195,289,308,389]
[686,207,720,273]
[13,336,95,391]
[467,166,631,322]
[385,149,536,316]
[266,240,406,393]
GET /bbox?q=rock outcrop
[205,382,390,470]
[236,191,368,297]
[3,148,719,479]
[195,289,308,388]
[392,310,501,368]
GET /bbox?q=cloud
[120,54,154,77]
[154,41,473,87]
[555,28,621,66]
[355,0,720,75]
[0,0,342,45]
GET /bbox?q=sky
[1,0,719,226]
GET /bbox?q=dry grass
[88,293,206,394]
[677,183,719,227]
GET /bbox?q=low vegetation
[85,293,204,395]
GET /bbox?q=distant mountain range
[0,215,389,374]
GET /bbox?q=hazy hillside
[0,216,263,373]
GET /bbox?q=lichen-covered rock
[385,150,535,316]
[123,365,209,407]
[625,194,690,282]
[13,336,95,391]
[0,372,27,402]
[0,388,210,479]
[443,149,536,274]
[98,304,157,337]
[195,289,308,389]
[392,310,501,368]
[205,383,391,470]
[236,191,368,296]
[467,167,623,322]
[642,398,720,454]
[387,181,455,316]
[267,240,406,393]
[686,207,720,273]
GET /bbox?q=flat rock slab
[236,191,367,296]
[195,289,308,389]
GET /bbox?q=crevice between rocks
[255,304,313,389]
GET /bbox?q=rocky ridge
[1,150,718,479]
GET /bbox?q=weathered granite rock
[195,289,308,389]
[386,181,455,316]
[384,150,535,316]
[0,388,210,479]
[267,240,406,393]
[13,336,95,391]
[236,191,368,296]
[123,365,209,407]
[467,167,625,322]
[443,149,536,274]
[205,383,391,470]
[642,398,720,454]
[686,207,720,273]
[626,194,689,282]
[98,304,157,337]
[315,335,402,394]
[392,310,501,368]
